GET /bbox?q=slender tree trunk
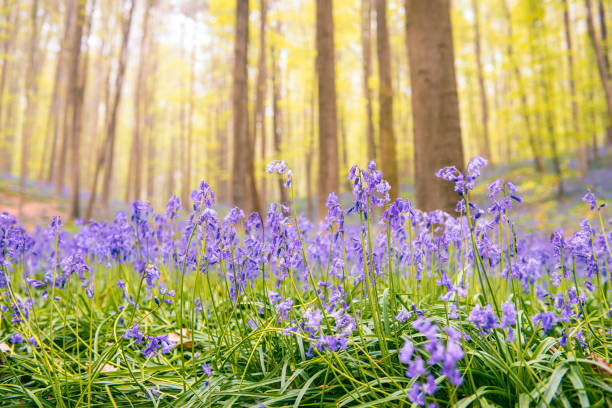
[472,0,492,164]
[361,0,376,162]
[376,0,399,198]
[0,0,17,174]
[562,0,587,174]
[586,0,612,130]
[502,0,543,172]
[40,0,73,181]
[145,41,158,202]
[305,85,315,219]
[597,0,612,145]
[405,0,464,213]
[316,0,339,218]
[271,30,287,204]
[19,0,41,215]
[598,1,610,73]
[86,0,135,219]
[183,40,195,205]
[339,106,350,191]
[254,0,268,208]
[232,0,260,214]
[0,0,12,128]
[128,0,152,202]
[67,0,88,219]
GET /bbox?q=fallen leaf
[101,364,119,373]
[588,353,612,376]
[168,328,193,349]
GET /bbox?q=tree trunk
[271,30,287,204]
[0,0,17,174]
[85,0,135,219]
[316,0,339,218]
[232,0,260,214]
[0,0,13,130]
[501,0,543,172]
[472,0,492,165]
[405,0,464,214]
[19,0,41,215]
[562,0,587,174]
[376,0,399,198]
[145,40,158,202]
[586,0,612,130]
[128,0,152,202]
[67,0,88,219]
[361,0,376,163]
[597,0,612,145]
[305,85,315,219]
[254,0,268,208]
[183,40,195,205]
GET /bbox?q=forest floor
[0,177,67,230]
[1,148,610,231]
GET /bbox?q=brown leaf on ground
[0,343,10,354]
[588,353,612,376]
[168,328,193,349]
[100,364,119,373]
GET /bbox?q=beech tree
[231,0,260,214]
[315,0,339,218]
[405,0,464,213]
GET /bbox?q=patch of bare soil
[0,191,67,230]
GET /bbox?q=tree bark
[270,27,287,204]
[315,0,339,218]
[68,0,88,219]
[19,0,41,215]
[586,0,612,130]
[85,0,135,219]
[0,0,18,174]
[127,0,152,202]
[376,0,398,198]
[232,0,260,214]
[405,0,464,214]
[254,0,268,208]
[562,0,587,174]
[501,0,543,172]
[472,0,492,165]
[361,0,376,162]
[183,39,195,206]
[597,0,612,145]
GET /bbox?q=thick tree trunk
[405,0,464,214]
[315,0,339,218]
[472,0,492,165]
[376,0,399,198]
[361,0,376,162]
[85,0,135,219]
[232,0,260,214]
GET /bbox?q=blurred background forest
[0,0,611,228]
